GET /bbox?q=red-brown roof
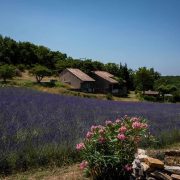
[92,71,118,84]
[67,68,95,82]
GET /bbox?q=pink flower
[105,120,113,126]
[130,117,140,122]
[124,164,132,172]
[119,126,127,133]
[117,133,126,140]
[91,125,97,132]
[97,125,104,129]
[115,119,121,123]
[76,143,85,151]
[80,161,88,170]
[86,131,93,139]
[98,128,105,134]
[132,121,141,129]
[98,137,106,143]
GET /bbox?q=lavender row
[0,87,179,153]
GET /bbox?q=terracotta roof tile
[67,68,95,82]
[92,71,118,84]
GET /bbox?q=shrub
[76,116,149,179]
[30,65,51,83]
[106,93,113,100]
[143,95,157,102]
[173,91,180,102]
[17,64,26,72]
[0,64,16,82]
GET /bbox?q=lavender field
[0,87,180,173]
[0,87,180,151]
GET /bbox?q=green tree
[134,67,160,91]
[105,63,119,76]
[30,65,51,83]
[0,64,16,82]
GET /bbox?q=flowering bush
[76,116,149,179]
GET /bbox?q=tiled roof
[67,68,95,82]
[92,71,118,84]
[144,90,159,95]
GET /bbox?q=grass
[2,164,89,180]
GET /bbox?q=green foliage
[0,35,67,68]
[0,145,79,175]
[143,95,157,102]
[76,116,149,179]
[150,129,180,149]
[106,93,113,100]
[154,76,180,90]
[0,64,16,82]
[30,65,51,83]
[134,67,160,91]
[17,64,26,72]
[172,90,180,102]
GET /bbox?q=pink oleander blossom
[90,125,96,132]
[130,117,140,122]
[86,131,93,139]
[98,128,105,134]
[119,126,127,133]
[115,118,121,123]
[80,161,88,170]
[105,120,113,126]
[117,133,126,140]
[76,142,85,150]
[97,125,104,129]
[132,121,141,129]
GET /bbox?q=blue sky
[0,0,180,75]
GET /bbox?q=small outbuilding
[90,71,120,93]
[59,68,95,92]
[143,90,159,97]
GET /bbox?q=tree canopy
[0,64,16,82]
[30,65,51,83]
[134,67,160,91]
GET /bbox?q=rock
[141,162,150,172]
[138,149,146,155]
[132,158,144,177]
[171,174,180,180]
[132,158,141,169]
[165,151,180,156]
[164,166,180,175]
[147,177,156,180]
[135,149,149,162]
[145,157,164,169]
[138,154,149,162]
[150,171,172,180]
[165,156,180,166]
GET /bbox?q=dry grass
[3,164,90,180]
